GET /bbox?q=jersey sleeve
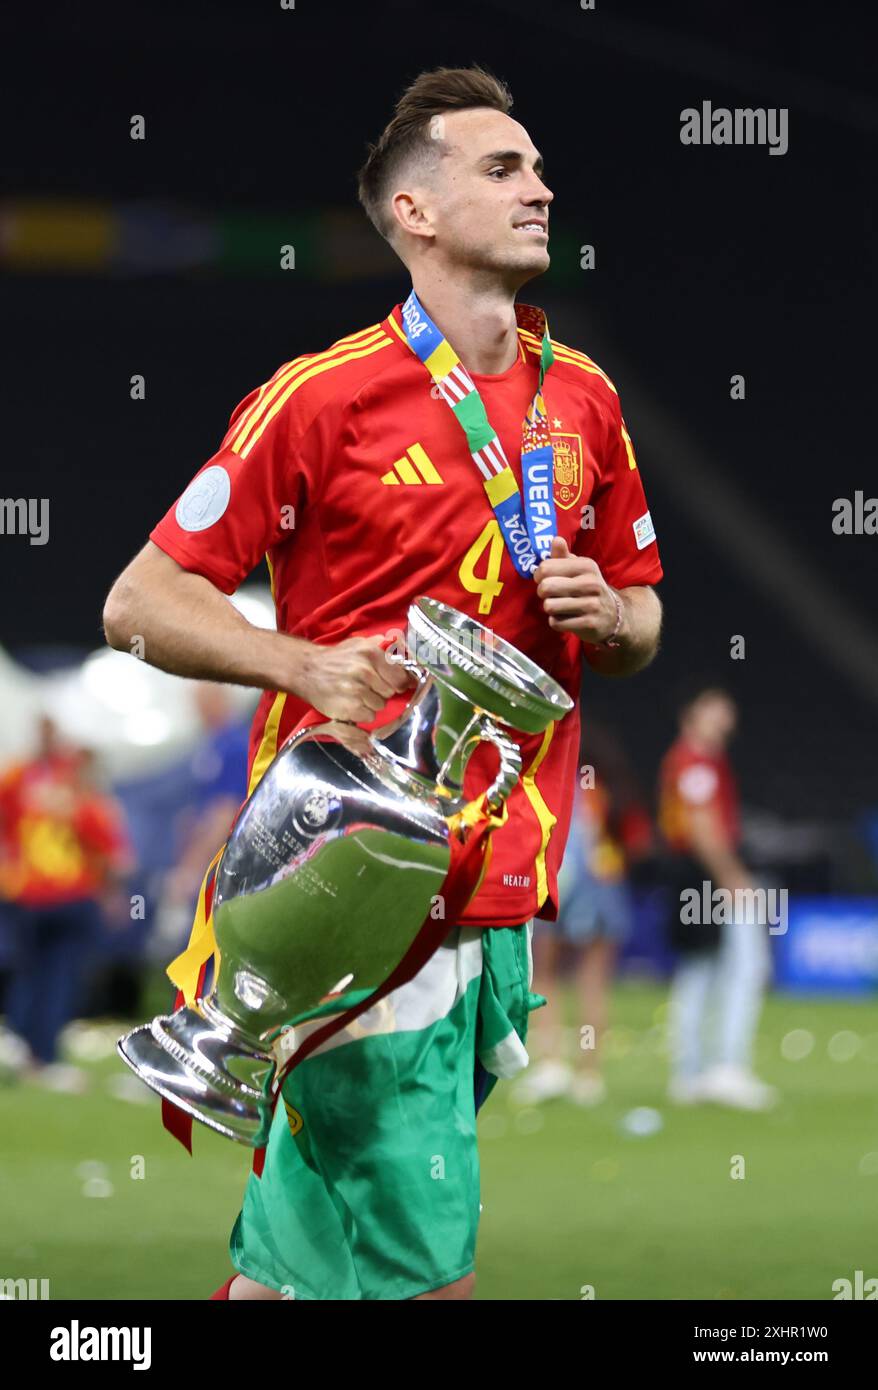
[676,761,721,808]
[575,391,663,589]
[149,362,328,594]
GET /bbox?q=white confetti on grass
[513,1107,544,1135]
[82,1177,114,1199]
[75,1160,108,1181]
[105,1073,155,1106]
[62,1022,117,1062]
[620,1107,663,1137]
[75,1159,114,1199]
[477,1114,508,1140]
[827,1031,861,1062]
[780,1029,815,1061]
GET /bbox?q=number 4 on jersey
[459,519,505,615]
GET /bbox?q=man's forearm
[102,543,306,691]
[103,541,416,723]
[584,584,662,677]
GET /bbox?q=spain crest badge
[551,433,584,510]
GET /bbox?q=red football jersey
[149,302,663,925]
[0,755,129,906]
[658,737,740,854]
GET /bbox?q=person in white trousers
[659,689,777,1111]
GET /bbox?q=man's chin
[457,244,550,285]
[510,248,550,285]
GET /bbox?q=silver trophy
[118,597,573,1146]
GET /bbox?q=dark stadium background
[2,0,876,825]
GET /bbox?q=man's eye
[489,167,509,178]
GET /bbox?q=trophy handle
[477,719,523,811]
[399,657,430,690]
[378,654,521,810]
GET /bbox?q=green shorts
[229,920,544,1300]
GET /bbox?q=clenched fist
[534,536,623,644]
[294,634,417,723]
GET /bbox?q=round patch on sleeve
[677,763,719,805]
[175,465,231,532]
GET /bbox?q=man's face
[400,107,553,283]
[687,693,738,748]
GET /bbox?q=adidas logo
[381,443,444,486]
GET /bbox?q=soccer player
[659,688,777,1110]
[102,65,663,1301]
[0,718,131,1091]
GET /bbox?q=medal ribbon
[400,288,558,578]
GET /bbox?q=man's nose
[525,175,553,208]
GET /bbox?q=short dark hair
[679,685,734,720]
[357,65,513,246]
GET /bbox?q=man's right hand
[102,544,416,722]
[294,635,416,723]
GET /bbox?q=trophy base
[117,1001,276,1147]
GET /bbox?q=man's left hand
[534,536,621,644]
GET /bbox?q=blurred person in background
[659,687,777,1111]
[0,716,132,1091]
[519,727,653,1105]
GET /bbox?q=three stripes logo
[380,442,444,486]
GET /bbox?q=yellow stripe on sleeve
[239,338,393,459]
[231,326,389,456]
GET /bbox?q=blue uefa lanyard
[400,288,558,578]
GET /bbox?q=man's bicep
[103,540,207,645]
[108,540,193,599]
[139,538,188,576]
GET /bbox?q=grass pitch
[1,980,876,1300]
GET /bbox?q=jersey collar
[383,300,545,369]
